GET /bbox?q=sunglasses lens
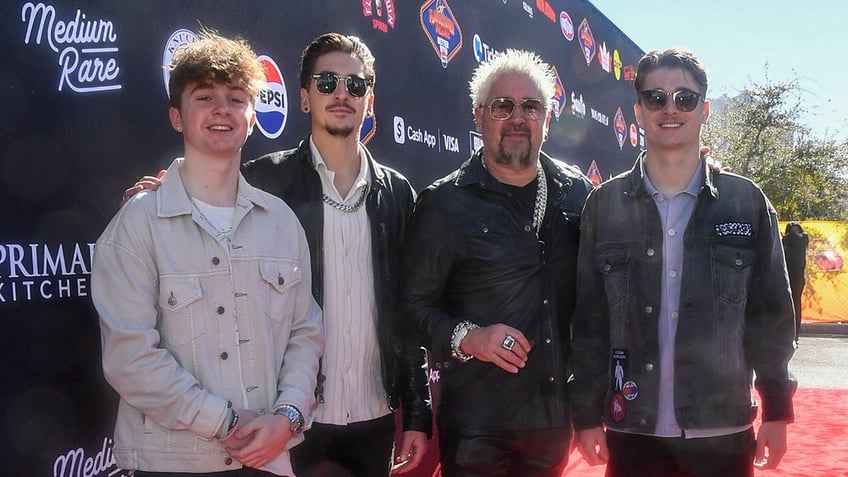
[674,90,700,112]
[346,76,369,97]
[489,98,516,120]
[641,90,666,111]
[315,73,338,94]
[521,99,544,120]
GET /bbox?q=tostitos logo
[255,55,288,140]
[162,29,199,97]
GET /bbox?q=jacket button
[603,264,611,272]
[225,457,233,465]
[639,418,647,426]
[646,248,655,257]
[217,306,225,315]
[548,376,555,382]
[734,258,743,266]
[644,305,653,314]
[644,363,654,371]
[212,257,220,265]
[221,352,228,360]
[524,225,532,232]
[482,227,489,234]
[545,338,552,344]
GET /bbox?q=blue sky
[591,0,846,141]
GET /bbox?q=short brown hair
[168,30,265,109]
[299,32,376,90]
[634,48,708,95]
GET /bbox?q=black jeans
[605,428,757,477]
[135,469,277,477]
[438,426,572,477]
[291,413,395,477]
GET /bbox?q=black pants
[605,428,757,477]
[135,469,276,477]
[438,426,572,477]
[291,413,395,477]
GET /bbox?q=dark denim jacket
[241,138,432,436]
[570,153,796,433]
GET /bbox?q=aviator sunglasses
[639,88,703,112]
[484,97,547,121]
[311,71,373,98]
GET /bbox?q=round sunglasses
[638,88,703,112]
[311,71,373,98]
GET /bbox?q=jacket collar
[625,150,718,199]
[454,148,572,197]
[298,134,387,186]
[157,157,270,219]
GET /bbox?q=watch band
[274,404,305,435]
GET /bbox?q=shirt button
[646,248,655,257]
[668,229,676,236]
[644,363,654,371]
[212,257,220,265]
[217,306,225,315]
[225,457,233,465]
[644,305,653,314]
[669,270,678,278]
[220,352,228,360]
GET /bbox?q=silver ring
[501,334,516,351]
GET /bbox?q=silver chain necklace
[189,196,233,241]
[481,158,548,236]
[322,185,368,213]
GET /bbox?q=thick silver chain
[321,185,368,213]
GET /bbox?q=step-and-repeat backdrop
[0,1,645,475]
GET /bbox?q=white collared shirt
[309,138,389,425]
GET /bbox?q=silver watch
[274,404,304,435]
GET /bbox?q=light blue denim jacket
[92,158,323,472]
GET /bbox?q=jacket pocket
[594,245,630,308]
[259,259,302,324]
[711,243,755,303]
[158,276,204,347]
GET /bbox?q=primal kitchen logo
[53,437,131,477]
[0,242,94,304]
[362,0,396,33]
[20,2,121,93]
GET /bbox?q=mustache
[501,125,531,135]
[326,102,355,113]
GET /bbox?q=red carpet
[423,388,848,477]
[562,388,848,477]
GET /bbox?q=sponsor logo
[591,108,609,126]
[393,116,406,144]
[586,160,603,187]
[522,2,533,18]
[0,242,94,304]
[613,49,622,80]
[570,92,586,118]
[53,437,131,477]
[442,132,460,153]
[362,0,396,33]
[162,29,198,97]
[21,2,121,93]
[623,65,636,81]
[536,0,555,22]
[559,11,574,41]
[577,18,595,66]
[255,55,288,139]
[361,114,376,144]
[630,123,638,147]
[469,130,483,153]
[472,33,502,63]
[420,0,463,68]
[598,42,610,73]
[614,107,626,149]
[551,66,565,121]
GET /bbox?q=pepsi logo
[255,55,288,139]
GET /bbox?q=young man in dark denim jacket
[570,48,796,477]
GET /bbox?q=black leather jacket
[241,137,432,435]
[402,150,592,432]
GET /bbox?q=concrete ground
[790,322,848,389]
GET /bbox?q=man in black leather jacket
[401,49,592,477]
[240,33,432,476]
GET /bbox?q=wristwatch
[273,404,304,435]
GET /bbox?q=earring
[176,125,183,132]
[303,106,310,113]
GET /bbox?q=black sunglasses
[484,97,547,121]
[311,71,372,98]
[639,88,703,112]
